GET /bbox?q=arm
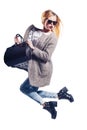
[32,39,57,62]
[26,35,58,62]
[24,25,58,62]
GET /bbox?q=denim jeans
[20,78,58,105]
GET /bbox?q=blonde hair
[41,9,61,38]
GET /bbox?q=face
[44,15,57,32]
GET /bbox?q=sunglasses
[47,19,57,25]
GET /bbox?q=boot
[43,101,57,119]
[58,87,68,93]
[58,87,74,102]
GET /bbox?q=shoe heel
[61,87,68,93]
[49,101,57,107]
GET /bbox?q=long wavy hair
[41,9,61,38]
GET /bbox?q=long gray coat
[17,25,58,87]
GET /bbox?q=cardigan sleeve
[32,36,58,62]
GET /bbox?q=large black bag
[4,34,31,67]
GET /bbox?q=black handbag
[4,34,31,67]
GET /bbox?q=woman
[15,10,74,119]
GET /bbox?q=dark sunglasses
[47,19,57,25]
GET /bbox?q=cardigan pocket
[39,61,51,77]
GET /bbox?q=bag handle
[15,34,24,43]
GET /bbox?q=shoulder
[24,24,41,40]
[48,32,58,43]
[26,24,41,31]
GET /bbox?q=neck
[43,28,51,33]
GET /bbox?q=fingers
[14,36,22,44]
[14,34,24,44]
[14,37,20,44]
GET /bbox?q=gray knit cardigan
[15,25,58,87]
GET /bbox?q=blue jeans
[20,78,58,105]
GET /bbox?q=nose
[50,22,54,28]
[51,22,53,25]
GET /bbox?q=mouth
[48,26,54,30]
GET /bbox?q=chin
[48,28,52,31]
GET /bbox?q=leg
[37,87,74,102]
[37,90,58,98]
[20,78,57,119]
[20,78,45,105]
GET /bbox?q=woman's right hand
[14,36,21,44]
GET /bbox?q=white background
[0,0,87,129]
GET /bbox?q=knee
[20,84,31,95]
[20,85,24,93]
